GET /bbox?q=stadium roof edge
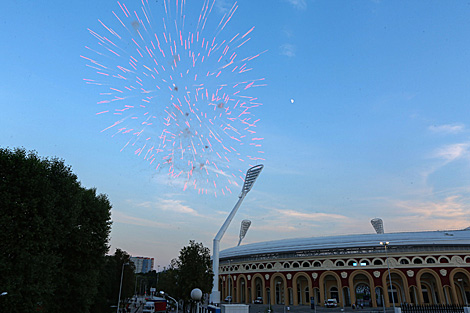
[219,228,470,259]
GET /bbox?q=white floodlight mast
[210,164,263,305]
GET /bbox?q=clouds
[245,206,352,238]
[280,43,296,57]
[428,123,465,134]
[112,210,174,229]
[283,0,308,10]
[274,208,348,221]
[388,195,470,231]
[215,0,231,14]
[279,0,308,57]
[420,122,470,186]
[433,143,470,163]
[135,198,202,216]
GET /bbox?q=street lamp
[117,262,129,313]
[380,242,395,308]
[1,292,7,296]
[210,164,264,305]
[160,291,178,313]
[157,265,161,288]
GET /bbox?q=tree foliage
[91,249,136,313]
[0,148,112,313]
[174,241,213,306]
[136,241,213,310]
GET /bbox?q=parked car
[225,296,232,303]
[254,297,263,304]
[325,299,338,308]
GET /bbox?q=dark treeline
[0,148,213,313]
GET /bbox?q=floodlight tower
[238,220,252,246]
[371,218,385,234]
[210,164,263,305]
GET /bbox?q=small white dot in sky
[290,99,294,103]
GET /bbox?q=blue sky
[1,0,470,267]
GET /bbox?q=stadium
[217,219,470,308]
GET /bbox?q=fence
[401,304,465,313]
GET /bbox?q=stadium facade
[217,225,470,308]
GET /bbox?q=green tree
[91,248,136,313]
[0,148,112,313]
[174,241,213,307]
[113,248,136,305]
[157,265,178,298]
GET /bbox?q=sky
[1,0,470,267]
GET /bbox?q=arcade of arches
[219,267,470,307]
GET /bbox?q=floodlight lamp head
[241,164,264,195]
[371,218,384,234]
[239,220,251,239]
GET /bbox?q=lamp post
[157,265,161,288]
[380,242,395,308]
[210,164,264,305]
[191,288,203,313]
[160,291,179,313]
[117,262,129,313]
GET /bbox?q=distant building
[130,256,154,273]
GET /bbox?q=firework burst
[82,0,265,196]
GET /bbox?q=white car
[325,299,337,308]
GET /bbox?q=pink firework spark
[83,0,266,196]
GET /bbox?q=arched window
[413,258,423,264]
[313,261,322,267]
[336,261,345,267]
[348,260,357,267]
[439,257,450,264]
[400,258,409,265]
[302,261,310,268]
[373,259,383,265]
[284,263,290,269]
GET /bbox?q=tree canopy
[136,240,213,309]
[92,248,136,312]
[175,240,213,303]
[0,148,112,313]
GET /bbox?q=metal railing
[401,304,465,313]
